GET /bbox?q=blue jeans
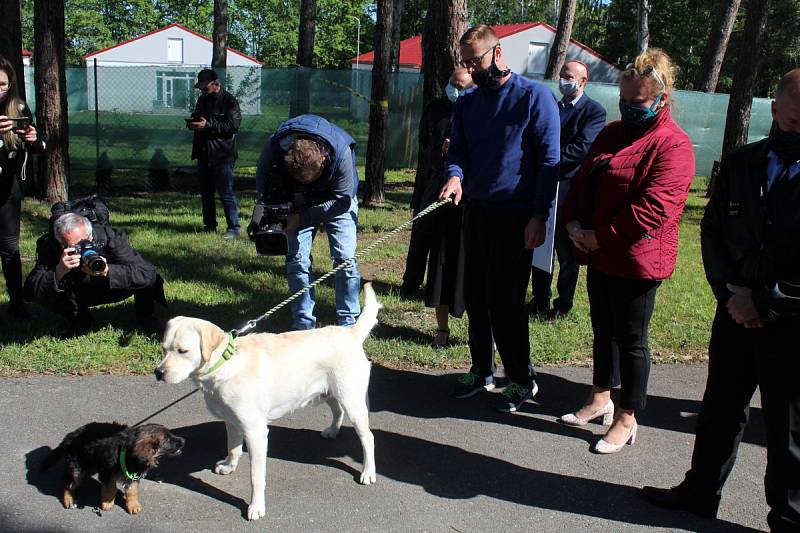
[285,199,361,329]
[197,159,240,231]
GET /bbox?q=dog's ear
[197,321,227,365]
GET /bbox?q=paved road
[0,364,767,532]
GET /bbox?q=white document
[532,182,559,274]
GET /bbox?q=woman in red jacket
[560,49,695,454]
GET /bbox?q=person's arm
[444,98,468,183]
[206,94,242,135]
[560,102,606,178]
[297,148,354,228]
[255,140,274,204]
[23,236,63,301]
[102,228,157,290]
[530,90,561,220]
[21,105,46,153]
[594,137,695,252]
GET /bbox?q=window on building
[167,39,183,63]
[527,42,550,76]
[155,71,196,109]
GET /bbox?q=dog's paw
[247,502,266,521]
[214,459,238,475]
[100,501,114,511]
[126,502,142,515]
[359,469,377,485]
[63,493,74,509]
[320,426,340,439]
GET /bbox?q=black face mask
[472,47,510,89]
[772,124,800,163]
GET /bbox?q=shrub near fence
[22,65,774,186]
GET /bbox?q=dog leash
[132,197,453,426]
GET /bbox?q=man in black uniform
[642,69,800,533]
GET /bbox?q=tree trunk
[290,0,316,117]
[637,0,651,55]
[390,0,405,73]
[415,0,467,189]
[720,0,771,167]
[694,0,742,92]
[212,0,228,82]
[363,0,395,206]
[34,0,69,203]
[0,0,25,101]
[545,0,578,80]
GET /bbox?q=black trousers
[530,221,580,312]
[463,205,535,388]
[681,306,800,532]
[47,277,163,323]
[0,175,23,306]
[587,268,660,411]
[401,225,430,290]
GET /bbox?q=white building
[83,23,262,114]
[352,22,622,84]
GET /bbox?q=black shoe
[641,485,719,519]
[547,308,570,321]
[526,300,550,318]
[398,283,419,298]
[452,372,495,398]
[8,301,34,320]
[70,310,96,336]
[136,314,163,334]
[200,226,217,233]
[495,381,538,413]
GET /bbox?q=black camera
[248,202,294,256]
[73,239,107,273]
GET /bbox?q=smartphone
[6,117,31,130]
[184,117,201,123]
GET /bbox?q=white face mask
[558,78,580,97]
[444,83,460,103]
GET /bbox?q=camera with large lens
[248,202,294,256]
[73,239,107,273]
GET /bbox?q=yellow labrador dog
[155,283,380,521]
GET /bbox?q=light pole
[350,15,361,70]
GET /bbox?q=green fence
[22,65,774,180]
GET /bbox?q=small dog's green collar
[119,448,141,481]
[205,334,236,375]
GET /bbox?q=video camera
[72,239,107,273]
[248,202,295,256]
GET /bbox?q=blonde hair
[622,48,678,102]
[459,25,499,47]
[0,55,24,151]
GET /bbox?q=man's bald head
[450,67,474,90]
[772,69,800,134]
[564,60,589,81]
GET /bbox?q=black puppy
[40,422,184,514]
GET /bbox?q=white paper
[532,182,559,274]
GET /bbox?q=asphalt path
[0,364,768,532]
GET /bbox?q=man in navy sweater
[529,60,606,319]
[440,24,560,412]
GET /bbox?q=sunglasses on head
[624,63,666,93]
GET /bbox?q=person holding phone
[188,68,241,240]
[0,55,44,321]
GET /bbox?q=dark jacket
[0,104,46,183]
[557,93,606,202]
[412,96,452,213]
[190,89,241,165]
[562,107,695,280]
[701,137,800,324]
[24,225,159,302]
[255,114,357,229]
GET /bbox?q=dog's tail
[351,282,382,343]
[39,444,65,472]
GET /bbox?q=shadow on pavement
[368,365,767,448]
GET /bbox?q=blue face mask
[558,79,580,97]
[445,83,460,103]
[619,94,663,128]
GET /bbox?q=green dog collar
[205,334,236,375]
[119,448,141,481]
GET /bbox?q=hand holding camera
[57,240,108,280]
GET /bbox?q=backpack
[48,195,111,239]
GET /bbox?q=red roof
[22,50,32,57]
[82,23,262,65]
[352,22,620,70]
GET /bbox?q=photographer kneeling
[24,213,166,333]
[250,114,360,330]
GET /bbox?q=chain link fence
[21,64,774,189]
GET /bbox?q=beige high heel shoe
[594,422,637,454]
[560,400,614,426]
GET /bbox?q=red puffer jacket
[562,107,695,280]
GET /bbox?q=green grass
[0,173,715,376]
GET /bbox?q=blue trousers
[197,159,239,231]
